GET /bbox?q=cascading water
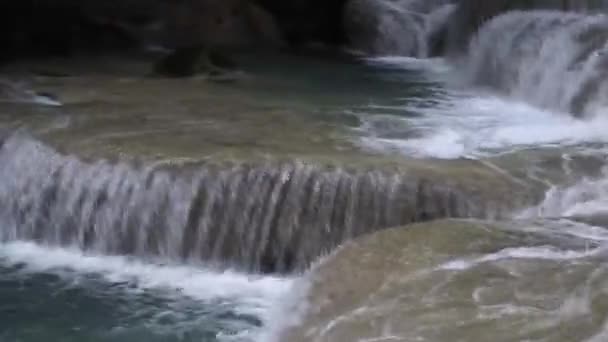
[464,10,608,116]
[343,0,456,57]
[0,132,517,274]
[270,7,608,342]
[444,0,608,55]
[7,7,608,340]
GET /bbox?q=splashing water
[465,11,608,117]
[0,241,294,342]
[357,84,608,159]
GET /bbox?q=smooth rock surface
[278,219,608,341]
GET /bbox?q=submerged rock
[153,46,239,78]
[278,219,608,342]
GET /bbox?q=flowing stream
[3,8,608,342]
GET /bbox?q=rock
[0,0,284,60]
[343,0,456,56]
[246,2,286,47]
[276,219,607,342]
[254,0,348,46]
[0,0,164,60]
[275,220,510,341]
[152,46,239,78]
[164,0,284,50]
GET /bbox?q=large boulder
[0,0,285,61]
[343,0,456,56]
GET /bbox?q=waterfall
[463,10,608,117]
[0,133,524,273]
[444,0,608,55]
[343,0,456,57]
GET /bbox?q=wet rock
[153,46,239,78]
[276,220,508,341]
[277,219,608,342]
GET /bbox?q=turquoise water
[0,242,291,342]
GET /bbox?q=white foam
[31,94,62,107]
[364,56,451,73]
[439,245,600,271]
[357,94,608,159]
[0,241,294,321]
[521,175,608,219]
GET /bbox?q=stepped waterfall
[4,2,608,342]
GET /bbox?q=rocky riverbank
[4,0,608,65]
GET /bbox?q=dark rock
[255,0,348,46]
[0,0,163,60]
[153,46,207,77]
[0,0,283,60]
[153,46,240,78]
[164,0,284,50]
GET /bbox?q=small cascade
[0,133,522,273]
[463,10,608,116]
[343,0,456,57]
[444,0,608,55]
[520,170,608,227]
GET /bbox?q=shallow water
[2,46,608,342]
